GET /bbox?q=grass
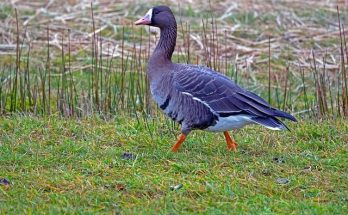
[1,0,348,118]
[0,114,347,214]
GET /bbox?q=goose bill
[134,8,152,25]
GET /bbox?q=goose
[134,6,297,152]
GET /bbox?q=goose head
[134,6,176,29]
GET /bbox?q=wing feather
[174,65,296,121]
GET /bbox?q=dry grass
[0,1,347,117]
[1,0,347,70]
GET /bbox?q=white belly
[205,114,254,132]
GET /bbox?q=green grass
[0,115,347,214]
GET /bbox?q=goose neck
[151,25,177,63]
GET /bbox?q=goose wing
[173,65,296,121]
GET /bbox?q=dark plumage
[135,6,297,152]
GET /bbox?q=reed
[337,7,348,116]
[0,4,347,121]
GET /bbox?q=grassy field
[0,0,347,117]
[1,0,348,214]
[0,115,347,214]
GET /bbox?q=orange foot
[171,134,187,152]
[223,131,238,151]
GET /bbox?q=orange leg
[171,134,187,152]
[223,131,238,151]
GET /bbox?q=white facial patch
[144,8,153,21]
